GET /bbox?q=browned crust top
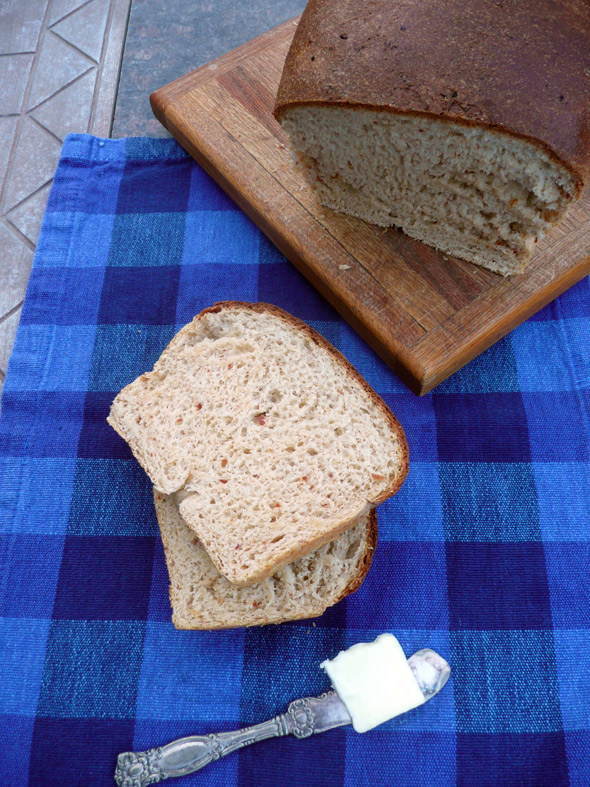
[203,300,410,502]
[274,0,590,192]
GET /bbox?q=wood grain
[151,17,590,395]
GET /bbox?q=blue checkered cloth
[1,134,589,786]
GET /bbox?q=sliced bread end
[155,489,377,630]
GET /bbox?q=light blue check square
[554,630,590,731]
[534,461,590,540]
[339,323,408,393]
[35,212,115,268]
[0,458,76,535]
[7,325,96,391]
[307,319,341,351]
[109,212,187,267]
[136,622,245,721]
[513,318,590,391]
[0,618,50,714]
[183,212,260,265]
[379,462,444,542]
[545,544,590,628]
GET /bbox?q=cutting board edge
[418,250,590,392]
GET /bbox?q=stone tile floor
[0,0,131,399]
[112,0,306,137]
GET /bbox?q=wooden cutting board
[150,17,590,395]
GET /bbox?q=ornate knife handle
[114,692,346,787]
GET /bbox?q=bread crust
[274,0,590,195]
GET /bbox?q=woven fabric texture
[1,134,589,786]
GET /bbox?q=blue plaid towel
[1,134,589,786]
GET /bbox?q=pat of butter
[320,633,425,733]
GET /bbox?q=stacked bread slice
[108,302,408,628]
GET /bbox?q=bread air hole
[346,539,361,559]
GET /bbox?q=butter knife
[114,648,450,787]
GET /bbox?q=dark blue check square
[30,718,135,786]
[52,535,155,620]
[77,391,133,459]
[433,392,532,462]
[345,731,456,787]
[446,542,553,629]
[97,266,181,325]
[116,158,192,214]
[456,732,569,787]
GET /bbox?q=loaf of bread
[274,0,590,275]
[155,490,376,629]
[108,302,408,586]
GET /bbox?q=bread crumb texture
[108,303,407,585]
[280,107,578,276]
[155,490,376,629]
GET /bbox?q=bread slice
[108,302,407,585]
[155,490,377,629]
[274,0,589,276]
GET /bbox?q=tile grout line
[27,65,95,117]
[88,0,118,132]
[49,27,99,66]
[2,216,37,251]
[0,0,54,215]
[91,0,132,137]
[0,299,25,327]
[28,114,65,146]
[49,0,94,28]
[4,180,53,221]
